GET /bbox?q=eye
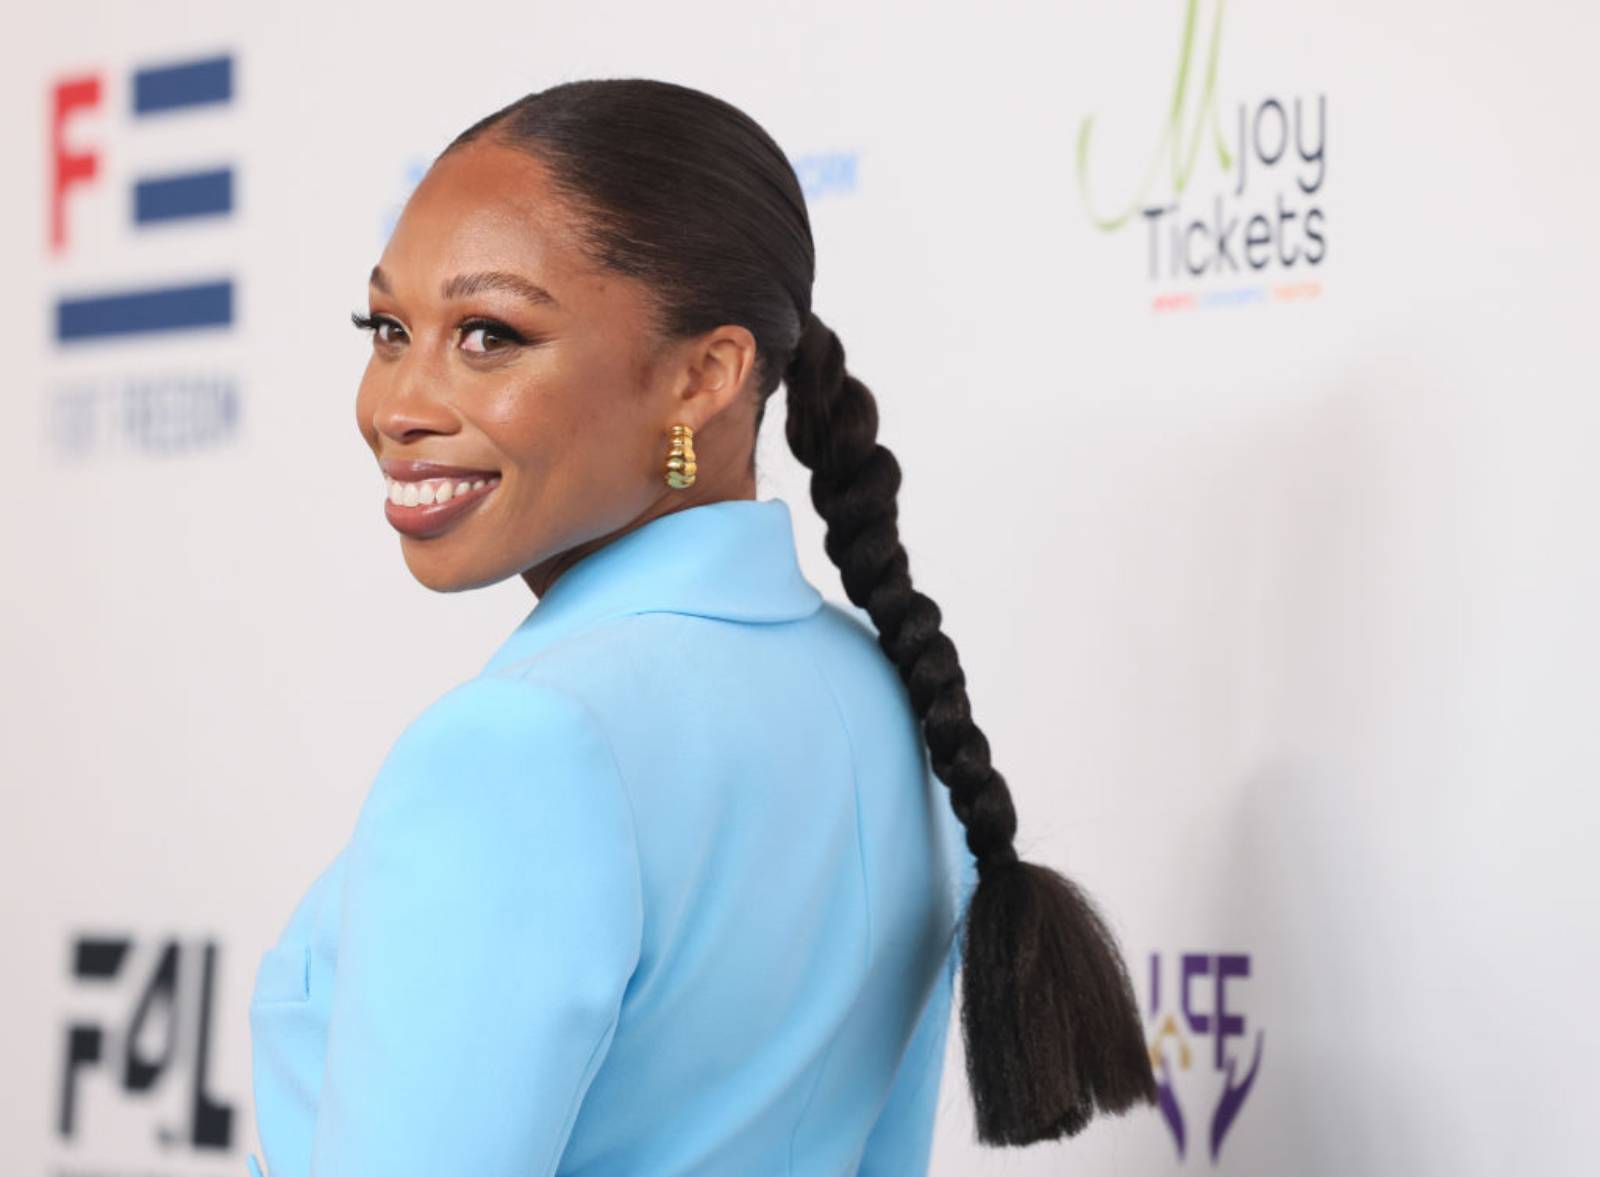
[350,311,406,346]
[458,317,526,355]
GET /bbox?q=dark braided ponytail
[782,309,1157,1143]
[444,75,1156,1147]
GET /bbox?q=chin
[399,546,511,594]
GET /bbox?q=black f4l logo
[59,935,236,1151]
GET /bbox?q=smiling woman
[246,77,1155,1177]
[345,136,737,596]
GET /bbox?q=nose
[367,354,461,448]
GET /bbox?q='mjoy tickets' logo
[1075,0,1326,311]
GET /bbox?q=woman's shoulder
[345,671,643,936]
[361,673,632,842]
[487,604,904,712]
[390,673,610,762]
[377,604,915,798]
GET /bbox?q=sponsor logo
[56,933,238,1164]
[46,51,243,458]
[791,150,859,201]
[380,158,429,242]
[1147,950,1264,1162]
[380,147,859,242]
[1076,0,1327,312]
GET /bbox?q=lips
[380,457,500,481]
[379,456,502,540]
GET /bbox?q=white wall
[3,1,1594,1174]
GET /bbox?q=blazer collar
[481,496,824,675]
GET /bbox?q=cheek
[476,373,574,472]
[481,359,642,477]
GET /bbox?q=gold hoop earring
[664,424,697,489]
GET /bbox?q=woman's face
[356,137,758,595]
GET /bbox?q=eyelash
[349,311,528,351]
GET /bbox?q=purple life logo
[1147,951,1263,1163]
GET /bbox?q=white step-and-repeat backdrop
[3,1,1595,1174]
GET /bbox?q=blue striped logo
[53,52,237,344]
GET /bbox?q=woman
[247,78,1155,1177]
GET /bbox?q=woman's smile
[380,457,502,539]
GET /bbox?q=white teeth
[384,474,499,508]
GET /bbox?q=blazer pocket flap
[252,942,310,1005]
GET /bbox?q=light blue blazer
[247,496,977,1177]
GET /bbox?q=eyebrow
[368,265,560,309]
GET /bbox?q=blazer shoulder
[485,611,725,699]
[389,674,613,762]
[810,599,884,649]
[806,600,918,704]
[362,674,632,838]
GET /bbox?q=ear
[670,323,759,430]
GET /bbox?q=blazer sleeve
[309,675,644,1177]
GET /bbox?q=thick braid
[781,312,1019,872]
[782,309,1159,1146]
